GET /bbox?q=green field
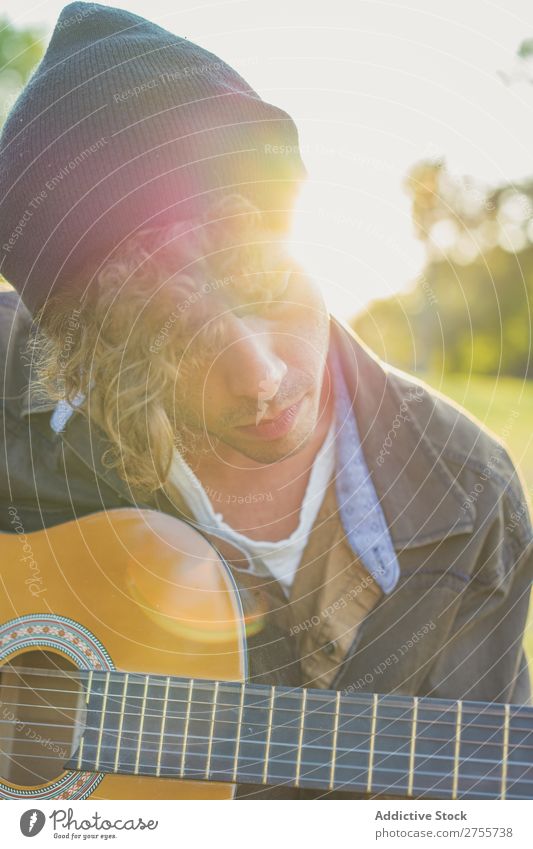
[421,373,533,679]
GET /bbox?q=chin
[234,419,316,465]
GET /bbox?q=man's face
[172,263,330,464]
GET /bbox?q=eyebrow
[173,266,293,350]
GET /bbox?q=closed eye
[232,270,292,317]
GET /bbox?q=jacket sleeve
[420,458,533,707]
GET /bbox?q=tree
[0,16,45,125]
[352,160,533,378]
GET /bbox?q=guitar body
[0,509,247,799]
[3,509,532,800]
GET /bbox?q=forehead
[174,265,290,325]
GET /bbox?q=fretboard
[66,671,533,799]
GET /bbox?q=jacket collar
[329,317,475,549]
[22,315,475,550]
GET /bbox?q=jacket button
[322,640,337,656]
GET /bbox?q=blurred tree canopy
[352,33,533,379]
[0,17,45,290]
[0,16,45,123]
[353,160,533,378]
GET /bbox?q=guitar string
[3,662,528,718]
[1,728,532,769]
[1,740,531,794]
[3,756,530,802]
[0,715,531,759]
[1,671,530,724]
[2,728,533,779]
[2,663,526,717]
[0,688,531,776]
[4,672,526,797]
[1,686,532,736]
[2,669,530,780]
[4,693,529,798]
[1,700,532,742]
[1,678,529,794]
[3,697,531,796]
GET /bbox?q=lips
[236,396,306,441]
[260,405,293,424]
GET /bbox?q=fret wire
[134,675,150,775]
[205,681,219,780]
[179,678,194,779]
[329,690,341,791]
[501,703,510,800]
[295,688,307,788]
[75,736,84,771]
[452,700,462,800]
[85,669,94,703]
[94,672,111,772]
[114,672,129,773]
[408,696,418,797]
[156,676,171,778]
[367,692,378,794]
[232,683,246,784]
[76,669,93,770]
[262,685,275,785]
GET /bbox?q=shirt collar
[330,342,400,594]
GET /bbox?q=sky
[2,0,533,319]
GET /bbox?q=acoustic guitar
[1,509,532,800]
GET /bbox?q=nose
[224,320,288,405]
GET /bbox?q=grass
[421,372,533,684]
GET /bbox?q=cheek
[198,367,233,415]
[175,366,207,413]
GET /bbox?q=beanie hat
[0,1,306,315]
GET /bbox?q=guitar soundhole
[0,650,86,788]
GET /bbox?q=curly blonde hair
[29,193,294,498]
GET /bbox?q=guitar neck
[66,671,533,799]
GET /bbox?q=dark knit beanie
[0,1,306,315]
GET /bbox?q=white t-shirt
[166,419,336,596]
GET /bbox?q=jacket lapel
[329,317,475,550]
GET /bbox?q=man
[1,2,532,799]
